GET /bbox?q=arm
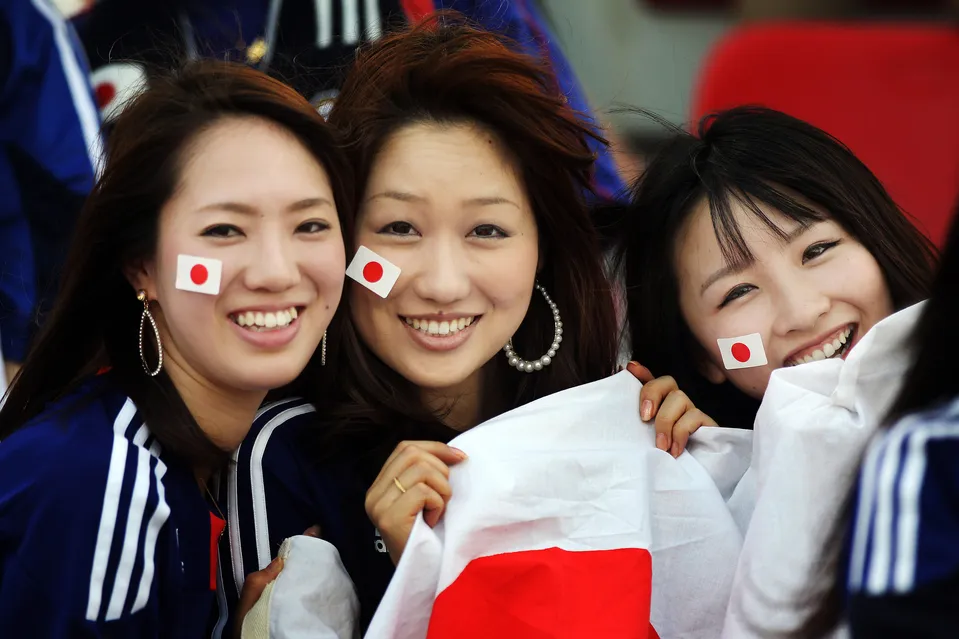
[0,0,101,362]
[0,428,170,637]
[846,420,959,638]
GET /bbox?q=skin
[351,121,540,430]
[675,196,894,399]
[129,115,345,455]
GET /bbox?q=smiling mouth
[401,315,481,337]
[229,306,302,332]
[784,324,856,367]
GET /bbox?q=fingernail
[304,526,321,538]
[641,400,653,422]
[656,432,668,451]
[451,447,468,460]
[671,442,682,458]
[629,360,640,367]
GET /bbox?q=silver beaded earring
[320,330,327,366]
[504,282,563,373]
[137,290,163,376]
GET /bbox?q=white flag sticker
[717,332,767,370]
[346,246,401,298]
[175,255,222,295]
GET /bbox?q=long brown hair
[318,13,618,453]
[0,60,352,470]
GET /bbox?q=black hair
[604,106,937,428]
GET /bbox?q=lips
[784,324,855,367]
[401,315,481,337]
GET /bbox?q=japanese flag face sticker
[346,246,401,299]
[717,332,768,370]
[175,255,222,295]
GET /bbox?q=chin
[231,362,309,393]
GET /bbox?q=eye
[297,220,330,234]
[802,240,840,264]
[201,224,243,238]
[469,224,509,239]
[719,284,755,308]
[377,221,419,236]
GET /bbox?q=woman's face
[351,121,539,400]
[674,197,893,398]
[134,115,345,395]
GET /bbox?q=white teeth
[231,306,298,330]
[788,326,855,367]
[823,343,835,357]
[811,349,825,361]
[403,316,477,336]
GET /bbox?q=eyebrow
[365,190,519,208]
[699,223,813,296]
[197,197,333,214]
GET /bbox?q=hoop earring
[504,282,563,373]
[138,290,163,376]
[320,330,327,366]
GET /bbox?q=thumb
[303,525,322,538]
[263,555,284,578]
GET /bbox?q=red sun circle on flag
[731,342,751,363]
[95,83,116,108]
[190,264,209,286]
[363,261,384,283]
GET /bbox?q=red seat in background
[691,23,959,245]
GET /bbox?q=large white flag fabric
[366,371,744,639]
[722,302,925,638]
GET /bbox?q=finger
[669,409,717,458]
[374,441,467,485]
[625,361,654,384]
[237,557,283,608]
[303,525,322,538]
[401,483,447,528]
[368,448,453,507]
[369,464,452,522]
[654,389,692,452]
[640,375,679,422]
[377,483,446,557]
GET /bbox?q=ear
[698,356,727,385]
[124,259,158,300]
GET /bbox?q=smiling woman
[607,106,937,428]
[0,60,351,637]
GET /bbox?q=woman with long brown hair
[0,60,351,637]
[222,14,698,632]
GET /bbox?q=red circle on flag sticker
[363,261,384,283]
[190,264,209,285]
[731,342,751,363]
[95,83,116,108]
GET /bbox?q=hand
[365,441,467,566]
[625,361,718,458]
[233,525,320,639]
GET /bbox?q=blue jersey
[845,396,959,637]
[221,397,451,635]
[72,0,624,202]
[0,375,227,638]
[0,0,101,362]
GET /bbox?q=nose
[770,273,830,336]
[242,230,301,292]
[409,236,471,306]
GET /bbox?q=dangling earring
[504,282,563,373]
[138,290,163,376]
[320,330,327,366]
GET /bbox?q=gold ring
[393,477,407,494]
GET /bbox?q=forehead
[174,116,330,203]
[674,196,807,274]
[364,121,524,197]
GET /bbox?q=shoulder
[848,397,959,596]
[0,381,173,623]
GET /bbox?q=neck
[162,351,265,477]
[423,371,482,431]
